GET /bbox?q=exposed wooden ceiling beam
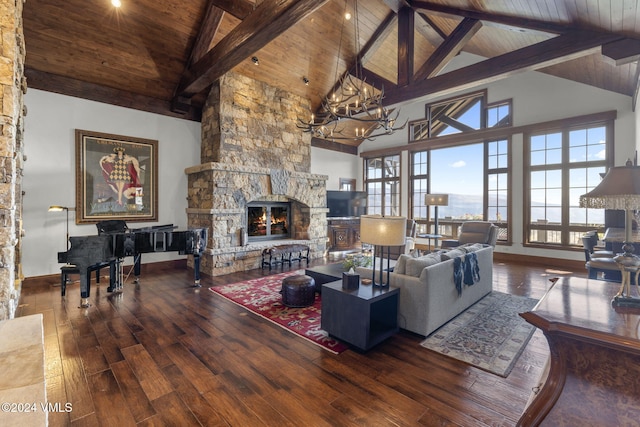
[360,12,397,66]
[417,12,447,41]
[602,38,640,66]
[397,6,414,87]
[207,0,255,20]
[189,4,225,66]
[411,1,569,35]
[414,18,482,81]
[383,30,623,107]
[174,0,328,100]
[311,137,358,155]
[25,69,201,121]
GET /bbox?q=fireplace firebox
[247,202,290,241]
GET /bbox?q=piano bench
[60,262,111,297]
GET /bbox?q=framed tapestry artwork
[75,129,158,224]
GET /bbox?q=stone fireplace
[185,72,328,276]
[247,201,290,241]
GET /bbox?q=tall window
[365,155,400,216]
[526,121,611,247]
[410,140,510,241]
[409,91,512,142]
[487,139,509,225]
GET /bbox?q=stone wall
[187,72,327,276]
[200,72,311,171]
[0,0,26,319]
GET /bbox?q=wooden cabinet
[327,217,361,252]
[518,277,640,426]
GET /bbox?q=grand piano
[58,220,207,307]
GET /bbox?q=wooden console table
[518,277,640,426]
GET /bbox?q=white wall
[23,89,201,277]
[311,146,360,190]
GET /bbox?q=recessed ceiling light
[111,0,122,8]
[345,12,351,20]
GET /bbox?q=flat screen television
[327,190,367,217]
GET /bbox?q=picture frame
[75,129,158,224]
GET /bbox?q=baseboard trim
[22,259,188,288]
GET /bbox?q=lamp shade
[425,194,449,206]
[360,215,407,246]
[579,164,640,210]
[48,205,67,212]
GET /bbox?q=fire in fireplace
[247,202,290,241]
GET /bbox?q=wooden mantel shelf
[518,277,640,426]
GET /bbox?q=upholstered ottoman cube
[281,274,316,307]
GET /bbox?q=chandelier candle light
[359,215,407,287]
[297,0,406,142]
[580,159,640,307]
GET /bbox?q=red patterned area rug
[209,271,348,354]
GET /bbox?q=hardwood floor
[17,256,586,426]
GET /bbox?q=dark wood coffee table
[321,280,399,351]
[305,258,397,291]
[305,263,345,289]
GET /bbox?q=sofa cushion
[440,248,466,261]
[405,253,441,277]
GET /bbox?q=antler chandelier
[297,0,406,142]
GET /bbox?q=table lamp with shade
[360,215,406,287]
[579,159,640,307]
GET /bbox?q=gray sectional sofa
[357,244,493,337]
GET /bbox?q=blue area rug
[420,291,538,377]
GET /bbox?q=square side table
[321,280,399,351]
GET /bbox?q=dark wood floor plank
[57,322,96,421]
[161,363,228,427]
[105,316,139,349]
[150,391,207,426]
[162,341,219,394]
[121,344,174,401]
[91,320,125,365]
[110,360,157,423]
[86,369,138,426]
[18,257,566,426]
[46,374,71,427]
[132,329,174,369]
[75,329,110,375]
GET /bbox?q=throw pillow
[441,248,466,261]
[395,254,410,274]
[460,243,485,253]
[405,253,441,277]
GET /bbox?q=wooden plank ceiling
[23,0,640,151]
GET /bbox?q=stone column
[0,0,26,320]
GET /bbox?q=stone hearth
[185,72,327,276]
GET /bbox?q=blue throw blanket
[453,252,480,296]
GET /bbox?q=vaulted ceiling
[23,0,640,151]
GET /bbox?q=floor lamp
[360,215,406,287]
[425,194,449,248]
[48,205,72,252]
[580,159,640,307]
